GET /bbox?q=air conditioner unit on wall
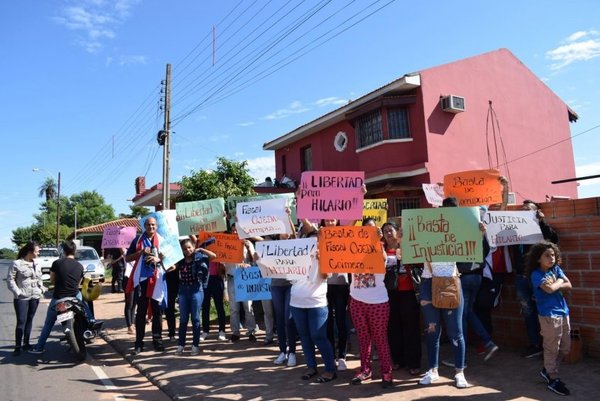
[440,95,465,113]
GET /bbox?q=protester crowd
[6,189,572,396]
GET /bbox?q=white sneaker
[199,332,208,341]
[287,353,297,367]
[218,331,227,341]
[484,344,499,362]
[419,369,439,385]
[337,358,347,371]
[175,345,184,355]
[455,372,469,388]
[190,345,200,356]
[274,352,287,365]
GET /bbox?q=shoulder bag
[428,263,461,309]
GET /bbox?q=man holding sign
[126,216,166,355]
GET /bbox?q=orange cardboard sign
[197,231,244,263]
[443,169,503,207]
[318,226,385,274]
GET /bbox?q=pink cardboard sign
[101,226,137,249]
[297,171,365,220]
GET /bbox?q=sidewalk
[95,286,598,400]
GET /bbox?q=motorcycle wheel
[65,319,87,362]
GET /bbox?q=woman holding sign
[418,197,468,389]
[348,218,393,388]
[381,221,422,376]
[174,238,209,355]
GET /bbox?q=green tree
[119,205,151,219]
[11,226,34,248]
[38,177,57,202]
[13,191,117,248]
[177,157,256,202]
[0,248,17,259]
[61,191,116,229]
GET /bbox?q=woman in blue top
[527,241,572,396]
[174,238,210,356]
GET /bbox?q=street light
[33,168,61,249]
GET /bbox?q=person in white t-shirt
[349,218,393,389]
[289,257,336,383]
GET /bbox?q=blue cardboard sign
[233,265,272,302]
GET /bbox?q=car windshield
[39,249,59,257]
[75,249,99,261]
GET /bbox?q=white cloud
[118,55,146,66]
[245,156,275,183]
[263,101,310,120]
[54,0,140,54]
[546,30,600,70]
[237,121,254,127]
[314,97,348,107]
[575,162,600,187]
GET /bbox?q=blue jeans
[35,292,91,350]
[178,284,203,347]
[420,278,466,370]
[291,306,335,373]
[515,274,541,347]
[271,285,297,354]
[460,274,493,347]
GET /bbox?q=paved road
[0,260,171,401]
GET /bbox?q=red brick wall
[492,197,600,357]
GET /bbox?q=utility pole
[160,64,172,210]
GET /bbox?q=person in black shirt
[29,241,88,354]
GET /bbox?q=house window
[388,107,410,139]
[356,110,382,148]
[301,146,312,172]
[391,197,421,217]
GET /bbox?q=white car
[76,246,105,282]
[36,247,60,279]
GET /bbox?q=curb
[100,330,179,400]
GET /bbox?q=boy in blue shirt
[528,241,571,396]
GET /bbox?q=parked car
[75,246,105,283]
[36,247,60,279]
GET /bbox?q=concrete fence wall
[492,197,600,357]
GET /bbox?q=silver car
[75,246,106,282]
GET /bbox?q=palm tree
[38,177,57,202]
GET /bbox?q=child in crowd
[527,241,572,396]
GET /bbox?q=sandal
[409,368,421,376]
[315,372,337,383]
[301,369,318,380]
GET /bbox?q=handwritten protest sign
[141,210,184,269]
[318,226,385,274]
[176,198,226,235]
[101,226,137,249]
[197,231,244,263]
[227,193,296,227]
[353,199,388,226]
[256,238,317,281]
[402,207,483,263]
[297,171,364,220]
[233,266,272,302]
[235,198,293,239]
[443,169,503,206]
[483,210,543,246]
[422,183,444,207]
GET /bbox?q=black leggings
[13,298,40,349]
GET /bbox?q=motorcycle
[54,296,103,362]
